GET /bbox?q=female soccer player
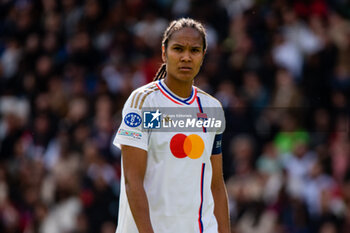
[113,18,230,233]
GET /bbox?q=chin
[177,73,196,82]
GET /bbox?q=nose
[180,50,192,62]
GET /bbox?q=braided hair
[154,18,207,81]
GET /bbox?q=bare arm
[211,154,231,233]
[121,145,154,233]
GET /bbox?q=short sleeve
[113,92,149,151]
[216,103,226,135]
[212,104,225,155]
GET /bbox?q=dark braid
[153,18,207,81]
[154,63,167,81]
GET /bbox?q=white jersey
[113,80,225,233]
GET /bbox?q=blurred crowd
[1,0,350,232]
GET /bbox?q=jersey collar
[155,80,197,105]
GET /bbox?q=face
[162,27,205,83]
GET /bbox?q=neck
[163,77,193,98]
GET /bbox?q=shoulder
[196,87,223,108]
[125,82,160,110]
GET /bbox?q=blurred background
[0,0,350,232]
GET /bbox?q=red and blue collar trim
[155,80,197,105]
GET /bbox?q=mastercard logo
[170,134,204,159]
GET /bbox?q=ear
[162,45,166,63]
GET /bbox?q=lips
[179,66,192,71]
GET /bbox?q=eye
[173,47,182,52]
[191,48,200,53]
